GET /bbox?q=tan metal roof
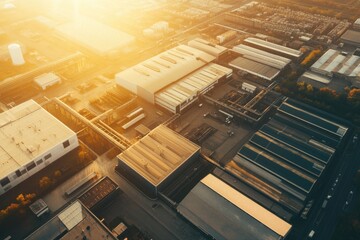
[201,174,292,237]
[118,125,200,186]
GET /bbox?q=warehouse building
[310,49,360,77]
[244,37,303,59]
[34,72,61,90]
[55,17,135,56]
[340,29,360,47]
[26,201,116,240]
[116,125,200,198]
[116,45,232,113]
[187,38,228,57]
[299,49,360,91]
[177,174,292,240]
[229,44,291,81]
[225,98,349,218]
[155,63,232,113]
[0,100,79,195]
[353,18,360,30]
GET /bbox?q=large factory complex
[0,1,359,240]
[116,44,232,113]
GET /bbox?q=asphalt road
[297,134,360,240]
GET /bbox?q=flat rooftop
[118,125,200,186]
[26,201,116,240]
[244,37,302,58]
[0,100,75,178]
[229,56,280,81]
[55,16,135,55]
[79,176,119,209]
[116,45,215,96]
[177,174,291,240]
[341,30,360,45]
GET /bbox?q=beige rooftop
[202,174,292,237]
[116,44,216,96]
[0,100,76,178]
[118,125,200,186]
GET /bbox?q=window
[36,159,43,165]
[21,169,27,175]
[63,140,70,148]
[26,161,36,171]
[15,170,22,177]
[1,177,10,187]
[44,153,52,160]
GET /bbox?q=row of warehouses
[226,37,302,83]
[115,41,232,113]
[299,48,360,89]
[116,124,293,240]
[115,36,301,115]
[225,98,349,220]
[230,43,291,81]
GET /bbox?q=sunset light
[0,1,360,240]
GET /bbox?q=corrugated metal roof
[155,63,232,111]
[229,56,279,81]
[116,45,215,96]
[244,37,302,58]
[117,125,200,186]
[177,174,291,240]
[233,44,291,69]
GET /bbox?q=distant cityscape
[0,0,359,240]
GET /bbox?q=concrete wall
[0,134,79,195]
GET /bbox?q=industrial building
[299,49,360,90]
[187,38,228,57]
[116,125,200,198]
[244,37,303,59]
[230,44,291,81]
[340,30,360,47]
[25,201,117,240]
[155,63,232,113]
[177,174,292,240]
[0,100,79,195]
[34,72,61,90]
[225,98,349,218]
[354,18,360,30]
[310,49,360,77]
[116,44,232,113]
[55,17,135,56]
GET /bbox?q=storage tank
[8,43,25,65]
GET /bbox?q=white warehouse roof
[244,37,302,58]
[188,38,227,57]
[233,44,291,69]
[34,72,61,90]
[311,49,360,77]
[155,63,232,112]
[0,100,76,179]
[116,45,215,102]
